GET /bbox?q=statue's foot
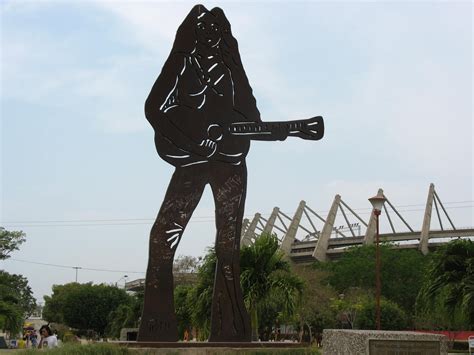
[137,314,178,342]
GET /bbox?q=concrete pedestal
[322,329,447,355]
[113,341,310,354]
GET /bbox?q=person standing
[38,325,58,349]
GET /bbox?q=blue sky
[1,1,472,301]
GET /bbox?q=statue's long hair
[169,5,261,122]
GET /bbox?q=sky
[1,0,472,302]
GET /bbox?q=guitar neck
[229,121,293,135]
[228,117,323,140]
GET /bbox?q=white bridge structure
[240,184,474,263]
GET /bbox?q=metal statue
[138,4,324,342]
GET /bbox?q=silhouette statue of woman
[138,4,323,342]
[138,5,261,342]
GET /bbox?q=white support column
[280,201,306,255]
[419,183,435,255]
[263,207,280,235]
[241,213,261,247]
[241,218,250,238]
[313,195,340,262]
[364,189,384,245]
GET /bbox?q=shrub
[356,298,408,330]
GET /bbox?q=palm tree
[240,233,304,341]
[417,239,474,328]
[188,248,216,340]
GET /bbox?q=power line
[1,199,472,229]
[6,258,145,274]
[3,200,472,224]
[1,216,218,223]
[350,205,473,216]
[2,205,472,228]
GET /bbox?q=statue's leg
[208,163,251,342]
[138,167,206,342]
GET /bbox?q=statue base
[112,341,311,354]
[114,341,306,348]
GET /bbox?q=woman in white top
[38,325,58,348]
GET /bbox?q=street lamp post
[368,193,386,331]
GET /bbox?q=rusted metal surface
[138,5,324,342]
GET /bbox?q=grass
[22,343,133,355]
[19,343,322,355]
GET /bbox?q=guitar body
[153,106,251,167]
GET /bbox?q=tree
[0,271,36,317]
[356,298,408,330]
[330,287,368,329]
[318,243,427,314]
[173,255,202,274]
[416,239,474,329]
[0,300,23,335]
[188,237,304,341]
[0,271,36,335]
[0,228,35,335]
[293,265,337,340]
[43,283,81,324]
[105,291,143,339]
[188,248,216,340]
[240,233,304,341]
[43,283,130,336]
[175,285,193,339]
[0,227,26,260]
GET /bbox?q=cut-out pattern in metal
[138,5,324,343]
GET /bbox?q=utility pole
[73,266,82,282]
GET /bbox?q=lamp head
[369,195,386,213]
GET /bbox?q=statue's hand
[271,123,289,141]
[198,139,217,158]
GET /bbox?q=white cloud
[93,2,188,54]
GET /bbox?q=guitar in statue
[155,107,324,167]
[139,4,324,343]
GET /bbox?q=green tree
[43,283,130,336]
[330,288,368,329]
[173,255,202,274]
[43,283,81,324]
[356,298,409,330]
[0,229,35,335]
[0,301,23,335]
[291,265,337,341]
[105,291,143,339]
[318,243,427,314]
[0,227,26,260]
[0,271,36,334]
[188,249,216,340]
[416,239,474,329]
[240,233,304,341]
[175,285,193,339]
[0,271,36,316]
[188,236,304,341]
